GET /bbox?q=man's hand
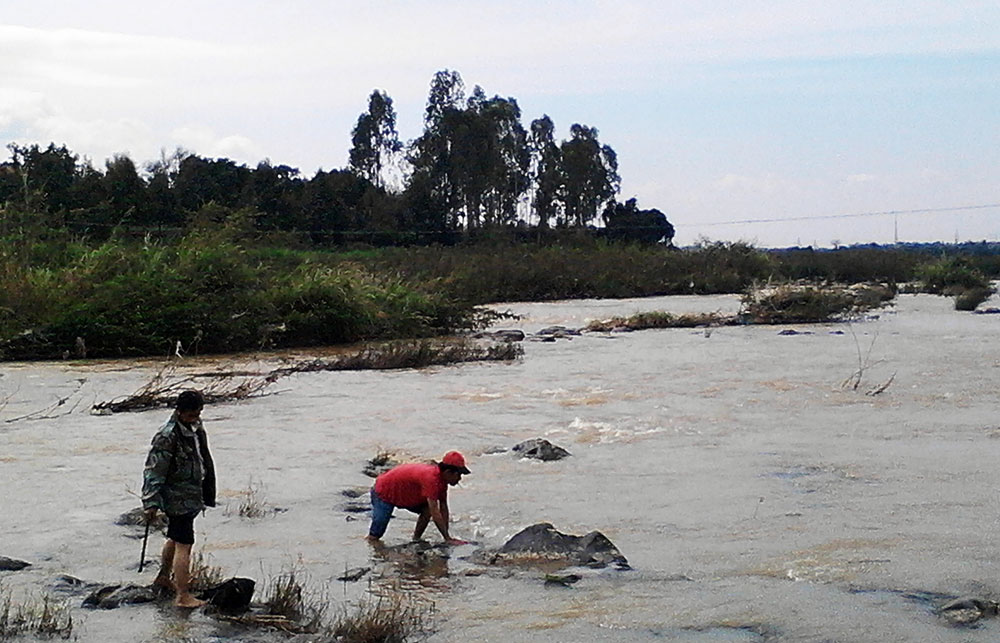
[143,507,159,525]
[445,537,469,546]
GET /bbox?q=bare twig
[866,371,897,396]
[3,379,86,423]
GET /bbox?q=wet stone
[50,574,101,595]
[494,522,630,569]
[199,577,255,613]
[512,438,571,461]
[0,556,31,571]
[336,566,371,582]
[938,596,1000,625]
[82,583,163,609]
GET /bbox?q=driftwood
[4,379,86,423]
[92,368,279,414]
[91,340,522,414]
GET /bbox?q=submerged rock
[512,438,571,461]
[474,329,526,342]
[492,522,629,569]
[50,574,101,595]
[938,596,1000,625]
[544,572,582,586]
[536,326,581,338]
[336,566,372,582]
[0,556,31,571]
[82,583,163,609]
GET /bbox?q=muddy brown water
[2,293,1000,642]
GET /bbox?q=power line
[698,203,1000,227]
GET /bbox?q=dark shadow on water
[368,540,453,592]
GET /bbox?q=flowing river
[2,292,1000,642]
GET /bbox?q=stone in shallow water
[511,438,571,461]
[938,596,1000,625]
[495,522,629,569]
[0,556,31,571]
[82,584,162,609]
[199,577,255,613]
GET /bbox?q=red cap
[441,451,471,474]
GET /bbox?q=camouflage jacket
[141,412,217,516]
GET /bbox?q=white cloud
[170,126,263,165]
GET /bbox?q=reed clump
[236,479,272,519]
[0,586,73,640]
[189,550,226,593]
[330,593,435,643]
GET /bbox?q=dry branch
[91,367,279,414]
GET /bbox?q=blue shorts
[368,489,427,538]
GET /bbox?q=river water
[2,293,1000,642]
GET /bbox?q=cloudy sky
[2,1,998,246]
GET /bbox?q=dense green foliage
[1,229,998,360]
[0,228,480,361]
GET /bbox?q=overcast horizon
[2,1,998,247]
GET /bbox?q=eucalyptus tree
[348,90,402,191]
[477,94,529,228]
[103,154,147,224]
[408,70,466,232]
[560,124,620,227]
[528,115,564,228]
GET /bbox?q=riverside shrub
[0,236,484,360]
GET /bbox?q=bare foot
[152,576,175,593]
[174,593,206,609]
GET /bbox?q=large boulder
[0,556,31,571]
[492,523,629,569]
[512,438,571,461]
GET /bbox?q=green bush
[955,286,994,311]
[915,258,991,294]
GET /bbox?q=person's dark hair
[438,463,462,474]
[176,390,205,412]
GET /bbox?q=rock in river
[938,596,1000,625]
[0,556,31,571]
[83,584,163,609]
[512,438,571,461]
[492,522,629,569]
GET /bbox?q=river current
[2,293,1000,642]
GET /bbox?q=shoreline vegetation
[1,229,998,362]
[1,68,997,363]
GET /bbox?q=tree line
[0,70,674,245]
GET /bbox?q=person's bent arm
[428,498,468,545]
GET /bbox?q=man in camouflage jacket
[142,390,216,608]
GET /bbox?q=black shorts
[166,512,198,545]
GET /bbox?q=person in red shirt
[367,451,471,545]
